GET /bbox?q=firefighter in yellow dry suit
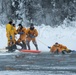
[6,21,17,52]
[6,21,12,46]
[49,42,71,54]
[26,23,38,50]
[16,24,27,49]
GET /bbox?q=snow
[0,22,76,52]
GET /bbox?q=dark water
[0,52,76,75]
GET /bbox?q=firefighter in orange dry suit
[26,23,38,50]
[16,24,27,49]
[6,21,17,52]
[50,42,71,54]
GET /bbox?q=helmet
[18,24,23,29]
[30,23,34,30]
[55,42,58,45]
[12,24,15,26]
[18,24,22,26]
[9,21,13,24]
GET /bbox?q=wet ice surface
[0,52,76,75]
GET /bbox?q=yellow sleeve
[6,24,12,35]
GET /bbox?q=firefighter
[16,24,27,49]
[50,42,71,54]
[6,21,18,52]
[26,23,38,50]
[6,21,13,46]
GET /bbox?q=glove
[48,46,51,49]
[18,32,24,34]
[29,34,35,38]
[10,35,12,39]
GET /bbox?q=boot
[27,44,30,50]
[34,44,38,50]
[16,42,24,49]
[6,46,10,49]
[22,42,27,49]
[26,41,30,50]
[7,46,14,52]
[11,44,17,52]
[33,41,38,50]
[12,44,17,49]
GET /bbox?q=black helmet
[9,21,13,24]
[30,23,34,30]
[18,24,22,26]
[12,24,15,26]
[55,42,58,44]
[18,24,23,29]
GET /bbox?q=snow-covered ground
[0,21,76,52]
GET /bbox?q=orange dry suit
[26,28,38,50]
[26,28,38,42]
[50,44,68,53]
[16,26,27,49]
[17,27,27,43]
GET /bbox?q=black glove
[10,35,12,39]
[29,34,35,38]
[18,32,24,34]
[48,46,51,49]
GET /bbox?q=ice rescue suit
[17,27,27,43]
[16,25,27,49]
[50,44,68,53]
[26,28,38,50]
[26,28,38,42]
[6,23,13,46]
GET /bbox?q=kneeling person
[50,42,71,54]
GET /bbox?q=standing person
[16,24,27,49]
[6,21,18,52]
[6,21,15,52]
[50,42,71,54]
[26,23,38,50]
[6,21,13,47]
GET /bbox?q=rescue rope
[37,39,51,49]
[37,39,48,47]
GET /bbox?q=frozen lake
[0,52,76,75]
